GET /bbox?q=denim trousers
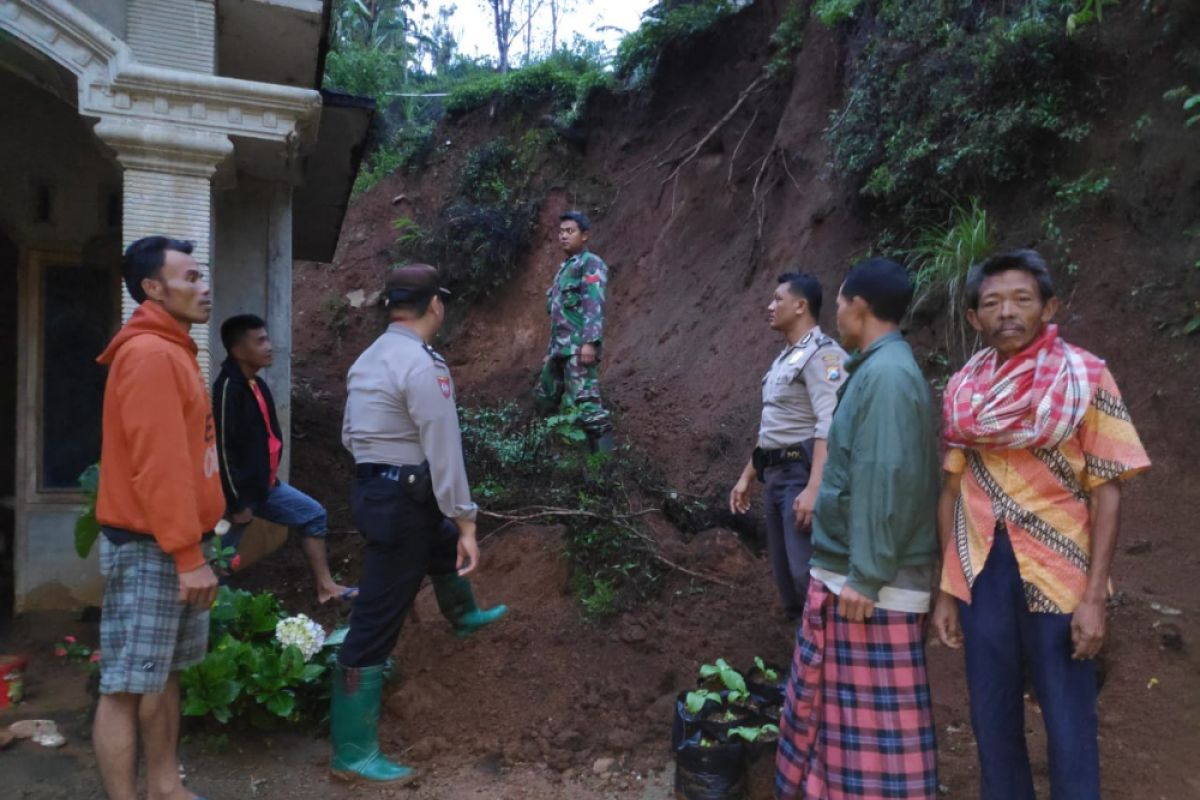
[957,526,1100,800]
[223,481,327,551]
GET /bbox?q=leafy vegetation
[74,463,101,558]
[813,0,865,26]
[823,1,1098,220]
[390,135,561,303]
[446,46,610,124]
[614,0,752,86]
[459,403,667,620]
[180,588,340,727]
[1164,86,1200,129]
[1041,169,1113,276]
[907,198,993,364]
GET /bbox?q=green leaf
[1183,95,1200,112]
[301,663,326,683]
[685,689,720,715]
[265,691,295,718]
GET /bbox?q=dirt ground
[3,520,1198,799]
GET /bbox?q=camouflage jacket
[545,250,607,356]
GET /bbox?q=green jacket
[810,331,939,600]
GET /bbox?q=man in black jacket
[213,314,356,603]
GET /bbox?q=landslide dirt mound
[288,1,1200,796]
[383,524,790,791]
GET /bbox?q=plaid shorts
[99,537,209,695]
[776,579,938,800]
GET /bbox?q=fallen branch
[478,506,733,589]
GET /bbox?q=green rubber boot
[432,574,509,636]
[330,663,416,784]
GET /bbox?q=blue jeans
[224,482,327,551]
[763,461,812,620]
[958,526,1100,800]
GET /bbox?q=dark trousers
[338,475,459,669]
[958,526,1100,800]
[763,461,812,620]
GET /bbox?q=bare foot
[319,583,358,604]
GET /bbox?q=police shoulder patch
[821,352,843,382]
[436,374,452,399]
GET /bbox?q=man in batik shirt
[535,210,614,452]
[932,250,1150,800]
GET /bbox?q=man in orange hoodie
[93,236,226,800]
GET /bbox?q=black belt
[759,446,809,468]
[356,462,417,481]
[752,443,812,482]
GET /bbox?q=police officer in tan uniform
[330,264,507,785]
[730,272,847,620]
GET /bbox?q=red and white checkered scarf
[944,324,1105,450]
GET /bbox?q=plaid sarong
[99,537,209,694]
[776,580,937,800]
[944,324,1105,451]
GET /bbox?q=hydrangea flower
[274,614,326,662]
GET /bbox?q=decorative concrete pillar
[94,118,232,379]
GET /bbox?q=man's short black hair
[559,211,591,231]
[777,272,823,319]
[966,249,1055,310]
[221,314,267,353]
[387,295,434,318]
[123,236,194,304]
[841,258,913,324]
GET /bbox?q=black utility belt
[752,443,811,482]
[356,461,433,501]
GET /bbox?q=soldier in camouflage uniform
[535,211,614,452]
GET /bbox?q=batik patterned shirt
[941,367,1151,613]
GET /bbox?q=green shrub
[445,51,610,123]
[458,403,665,620]
[614,0,751,85]
[324,44,410,103]
[826,1,1096,219]
[1164,86,1200,128]
[908,198,994,364]
[180,588,341,727]
[813,0,865,26]
[74,463,100,558]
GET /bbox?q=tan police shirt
[757,326,848,450]
[342,323,477,521]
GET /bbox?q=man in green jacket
[776,258,940,800]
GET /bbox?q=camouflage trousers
[534,355,613,435]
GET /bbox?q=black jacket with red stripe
[212,357,283,513]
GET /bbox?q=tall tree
[480,0,542,72]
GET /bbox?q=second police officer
[330,264,508,784]
[730,272,848,621]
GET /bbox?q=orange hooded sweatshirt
[96,301,225,573]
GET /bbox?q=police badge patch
[821,352,842,382]
[437,375,452,398]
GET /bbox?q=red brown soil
[286,2,1199,797]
